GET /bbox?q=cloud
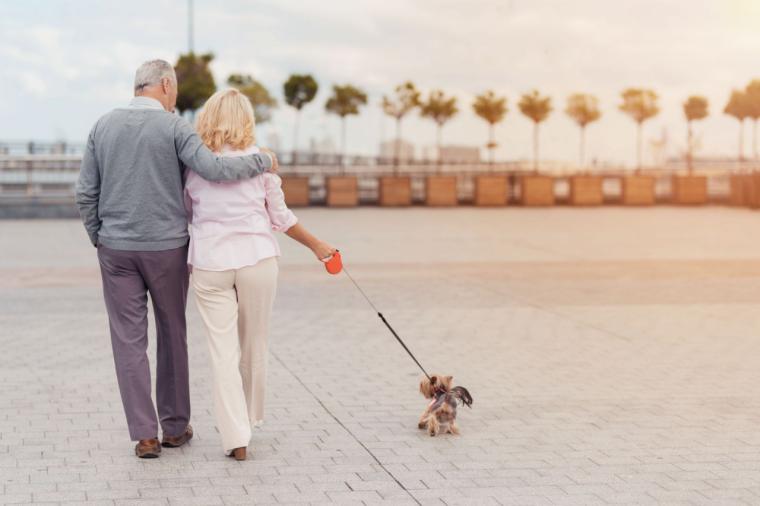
[1,0,759,164]
[16,71,47,96]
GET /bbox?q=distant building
[664,156,754,172]
[420,145,481,163]
[379,138,414,161]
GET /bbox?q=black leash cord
[341,265,432,382]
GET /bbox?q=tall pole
[188,0,194,53]
[687,120,693,174]
[580,125,586,169]
[533,121,539,173]
[488,123,494,165]
[341,116,346,171]
[436,122,442,173]
[636,121,642,171]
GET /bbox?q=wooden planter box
[731,173,758,208]
[672,175,707,205]
[378,176,412,206]
[326,176,358,207]
[749,173,760,209]
[425,176,458,206]
[729,174,746,206]
[473,175,508,206]
[621,175,655,205]
[520,175,554,206]
[569,175,603,206]
[280,176,310,207]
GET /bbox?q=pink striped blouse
[184,145,298,271]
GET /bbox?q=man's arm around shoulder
[173,116,276,182]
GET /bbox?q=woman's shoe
[228,447,247,461]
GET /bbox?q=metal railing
[2,152,759,205]
[0,141,85,156]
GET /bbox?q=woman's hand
[311,241,337,262]
[260,147,279,173]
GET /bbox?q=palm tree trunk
[687,120,693,174]
[579,125,586,169]
[394,117,401,169]
[533,121,539,174]
[636,121,643,171]
[293,109,300,165]
[488,122,495,165]
[437,122,443,174]
[340,116,346,174]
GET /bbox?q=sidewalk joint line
[271,350,421,506]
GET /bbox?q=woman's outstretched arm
[285,223,336,261]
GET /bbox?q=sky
[1,0,759,167]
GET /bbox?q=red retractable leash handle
[324,250,343,274]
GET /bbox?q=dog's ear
[445,375,453,383]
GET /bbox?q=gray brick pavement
[4,208,760,505]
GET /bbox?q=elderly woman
[185,88,335,460]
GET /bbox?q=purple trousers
[97,243,190,441]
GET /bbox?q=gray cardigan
[75,97,272,250]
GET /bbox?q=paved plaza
[4,207,760,505]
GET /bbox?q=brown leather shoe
[227,447,247,461]
[135,438,161,458]
[161,424,193,448]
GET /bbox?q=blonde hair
[196,88,256,152]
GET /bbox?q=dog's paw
[418,422,426,429]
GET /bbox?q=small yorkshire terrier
[418,374,473,436]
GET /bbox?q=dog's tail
[450,386,473,408]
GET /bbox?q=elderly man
[75,59,278,458]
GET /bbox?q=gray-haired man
[75,59,278,458]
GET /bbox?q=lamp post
[188,0,194,53]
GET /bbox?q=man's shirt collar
[129,96,164,110]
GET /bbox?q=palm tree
[283,74,318,163]
[381,82,420,166]
[325,84,368,168]
[227,74,277,124]
[724,89,751,162]
[619,88,659,170]
[419,90,458,169]
[682,96,708,173]
[472,91,508,164]
[746,80,760,160]
[518,90,552,172]
[565,93,601,169]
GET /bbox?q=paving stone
[5,208,760,504]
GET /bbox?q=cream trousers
[191,257,278,453]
